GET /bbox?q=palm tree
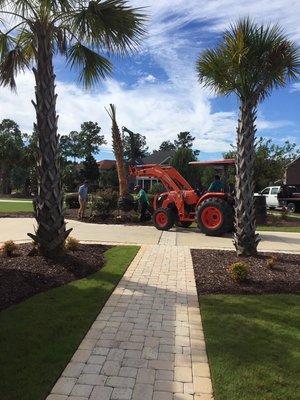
[106,104,128,197]
[0,1,145,256]
[197,18,300,256]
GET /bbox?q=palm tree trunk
[234,99,260,256]
[107,104,128,196]
[28,27,71,256]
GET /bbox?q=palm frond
[105,103,117,121]
[16,28,36,59]
[196,17,300,102]
[0,45,30,89]
[67,42,113,87]
[14,0,38,18]
[0,31,14,57]
[41,0,76,15]
[71,0,146,54]
[196,47,236,96]
[53,26,68,54]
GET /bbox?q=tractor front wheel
[153,208,175,230]
[196,198,233,236]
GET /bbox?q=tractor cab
[189,158,235,194]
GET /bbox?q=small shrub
[96,188,118,209]
[267,213,280,226]
[90,189,119,218]
[228,261,248,282]
[65,237,80,251]
[65,193,80,209]
[11,191,30,199]
[91,197,111,219]
[130,213,141,223]
[280,209,289,221]
[266,256,277,269]
[2,240,18,256]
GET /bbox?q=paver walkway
[47,245,212,400]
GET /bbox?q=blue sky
[1,0,300,161]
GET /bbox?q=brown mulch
[191,249,300,295]
[0,209,153,225]
[265,219,300,227]
[0,212,34,218]
[64,209,152,226]
[0,243,110,311]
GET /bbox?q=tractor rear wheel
[196,198,234,236]
[153,208,175,230]
[175,221,193,228]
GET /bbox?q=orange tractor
[130,159,235,236]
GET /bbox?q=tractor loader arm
[129,164,193,192]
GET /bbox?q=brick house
[284,156,300,186]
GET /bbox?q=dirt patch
[192,249,300,295]
[0,243,110,311]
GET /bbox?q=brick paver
[47,245,213,399]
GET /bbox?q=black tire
[153,208,175,230]
[118,194,135,212]
[287,202,296,213]
[196,197,234,236]
[175,221,193,228]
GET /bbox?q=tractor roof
[189,159,235,167]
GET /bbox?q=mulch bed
[0,210,153,225]
[0,212,34,218]
[192,249,300,295]
[64,208,152,226]
[264,219,300,227]
[0,243,110,311]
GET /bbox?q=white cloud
[291,82,300,92]
[0,71,289,155]
[138,74,157,84]
[136,0,300,45]
[256,118,294,130]
[0,0,298,155]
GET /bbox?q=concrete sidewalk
[0,217,299,253]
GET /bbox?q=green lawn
[257,225,300,233]
[200,294,300,400]
[0,245,139,400]
[0,200,33,212]
[190,222,300,233]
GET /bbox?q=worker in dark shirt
[134,185,149,222]
[208,175,225,192]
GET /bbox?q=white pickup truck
[254,186,281,209]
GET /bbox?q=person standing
[134,185,149,222]
[78,180,89,219]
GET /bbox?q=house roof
[189,159,235,167]
[97,159,116,170]
[286,155,300,168]
[141,150,175,165]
